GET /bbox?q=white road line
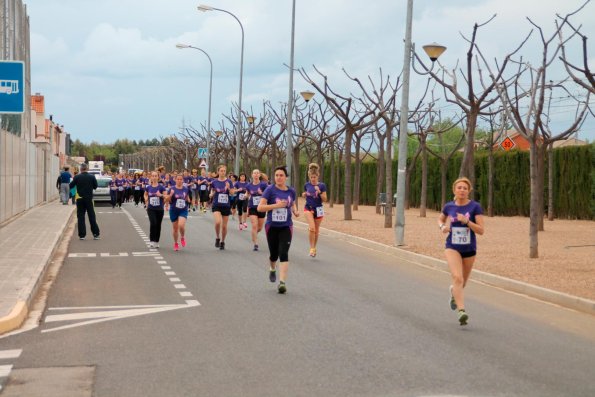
[161,266,171,270]
[155,257,164,260]
[179,292,193,297]
[0,350,21,359]
[68,253,97,258]
[157,261,167,265]
[100,253,128,257]
[169,278,181,282]
[0,365,13,377]
[165,271,176,276]
[174,284,186,289]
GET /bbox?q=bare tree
[300,66,382,220]
[481,11,590,258]
[413,16,518,190]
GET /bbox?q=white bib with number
[118,186,124,191]
[149,197,160,206]
[238,193,246,200]
[451,227,470,245]
[200,184,207,191]
[175,198,186,209]
[217,194,229,204]
[272,208,288,222]
[252,196,261,206]
[316,206,324,217]
[135,186,140,191]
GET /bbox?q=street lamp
[246,115,256,125]
[214,130,223,166]
[176,43,214,171]
[394,0,446,246]
[300,90,315,102]
[198,4,244,176]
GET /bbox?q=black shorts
[304,204,324,219]
[212,206,231,217]
[199,190,209,203]
[248,208,266,219]
[460,250,477,258]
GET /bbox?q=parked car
[94,176,113,202]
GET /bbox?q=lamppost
[213,130,223,166]
[286,90,315,186]
[184,138,190,169]
[198,4,244,176]
[394,0,446,246]
[176,43,214,172]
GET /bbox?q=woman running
[197,168,210,213]
[115,173,126,208]
[145,171,166,248]
[229,173,238,220]
[438,177,485,326]
[133,172,143,207]
[190,169,199,211]
[235,172,249,231]
[210,165,235,250]
[302,163,328,257]
[109,174,117,208]
[167,174,191,251]
[246,169,268,251]
[257,166,299,294]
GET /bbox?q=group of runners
[95,164,484,325]
[114,163,328,295]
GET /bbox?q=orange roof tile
[31,95,44,113]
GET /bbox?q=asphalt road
[1,202,594,397]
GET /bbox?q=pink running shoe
[181,237,186,247]
[243,222,248,228]
[174,242,180,251]
[239,224,244,231]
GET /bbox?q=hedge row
[297,144,594,220]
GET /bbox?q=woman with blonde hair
[301,163,327,257]
[437,177,485,326]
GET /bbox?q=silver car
[94,176,113,202]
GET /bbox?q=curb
[0,204,75,335]
[294,220,595,316]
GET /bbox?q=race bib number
[118,186,124,191]
[252,196,261,206]
[149,197,160,206]
[238,193,246,200]
[191,184,197,190]
[218,194,229,204]
[135,186,140,191]
[200,184,207,191]
[316,206,324,217]
[272,208,288,222]
[451,227,470,245]
[175,199,187,209]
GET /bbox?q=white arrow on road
[42,300,200,333]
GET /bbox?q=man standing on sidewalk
[70,163,100,240]
[57,166,72,205]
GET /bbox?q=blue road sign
[0,61,24,114]
[198,147,208,158]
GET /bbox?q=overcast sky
[26,0,595,143]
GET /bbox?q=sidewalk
[0,201,74,335]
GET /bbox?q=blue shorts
[169,209,188,222]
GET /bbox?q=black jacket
[70,172,98,200]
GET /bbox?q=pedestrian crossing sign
[199,159,207,168]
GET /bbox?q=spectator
[57,166,72,204]
[70,163,101,240]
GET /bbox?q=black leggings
[265,225,293,262]
[147,209,164,242]
[237,199,248,216]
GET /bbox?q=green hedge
[298,144,594,219]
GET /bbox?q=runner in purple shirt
[167,174,191,252]
[246,169,269,251]
[210,165,236,250]
[257,166,299,294]
[234,173,250,231]
[301,163,328,258]
[144,171,166,248]
[438,177,485,326]
[197,168,210,213]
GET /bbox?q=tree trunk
[329,143,335,207]
[376,134,386,215]
[420,138,428,218]
[529,139,539,258]
[547,142,555,221]
[385,126,393,228]
[458,111,478,195]
[487,145,495,217]
[353,136,362,211]
[336,147,343,205]
[537,143,546,232]
[293,146,300,188]
[343,126,354,220]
